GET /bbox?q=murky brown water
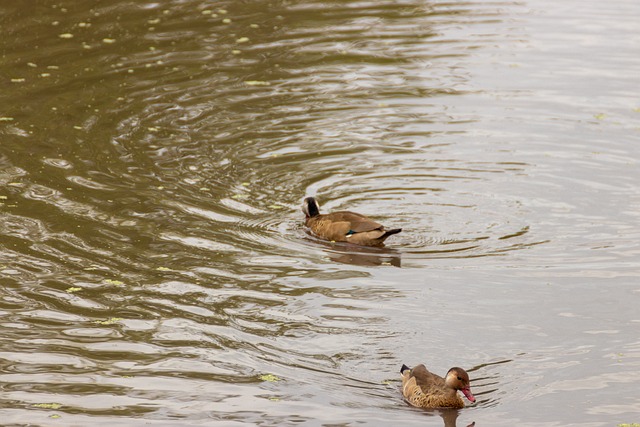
[1,0,639,426]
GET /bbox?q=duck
[301,196,402,247]
[400,363,476,409]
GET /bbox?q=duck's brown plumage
[301,197,401,247]
[400,364,476,409]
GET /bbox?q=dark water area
[1,0,639,426]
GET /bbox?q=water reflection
[303,235,402,267]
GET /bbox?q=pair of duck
[302,197,476,408]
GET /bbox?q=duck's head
[445,367,476,403]
[302,197,320,218]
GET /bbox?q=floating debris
[102,38,116,44]
[94,317,123,325]
[66,287,82,293]
[33,403,62,409]
[222,18,231,24]
[259,374,281,382]
[58,33,74,39]
[236,37,249,43]
[105,279,125,286]
[245,80,270,86]
[10,78,25,83]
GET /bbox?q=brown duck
[301,197,402,247]
[400,364,476,409]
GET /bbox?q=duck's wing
[324,211,384,233]
[411,364,445,393]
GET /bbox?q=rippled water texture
[1,0,639,426]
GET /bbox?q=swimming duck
[400,364,476,409]
[301,197,402,247]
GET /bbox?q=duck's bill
[462,388,476,403]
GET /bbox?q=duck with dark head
[301,196,402,247]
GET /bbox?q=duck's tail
[380,228,402,242]
[400,364,410,374]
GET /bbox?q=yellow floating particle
[0,196,7,200]
[33,403,62,409]
[27,62,37,68]
[148,18,160,24]
[40,73,51,77]
[0,117,14,122]
[222,18,231,24]
[58,33,74,39]
[66,287,82,293]
[201,10,212,15]
[232,50,241,55]
[94,317,123,325]
[250,24,259,28]
[259,374,280,382]
[102,38,116,44]
[245,80,270,86]
[105,279,124,286]
[593,113,606,120]
[268,204,283,210]
[156,267,172,271]
[236,37,249,43]
[218,9,228,14]
[11,78,25,83]
[50,414,61,419]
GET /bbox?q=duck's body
[400,364,475,409]
[301,197,401,247]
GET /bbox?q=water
[1,0,639,426]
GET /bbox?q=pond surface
[1,0,639,426]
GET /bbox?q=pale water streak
[1,0,639,426]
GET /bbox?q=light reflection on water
[1,0,640,425]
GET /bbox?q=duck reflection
[313,238,402,267]
[409,408,475,427]
[438,409,475,427]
